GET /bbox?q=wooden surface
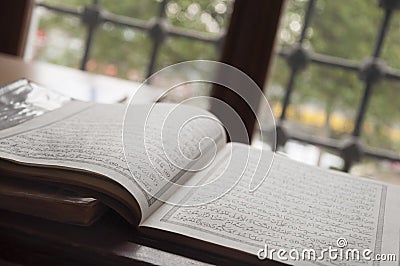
[0,1,33,56]
[0,208,287,265]
[0,210,241,266]
[0,178,107,226]
[0,53,162,104]
[0,210,209,266]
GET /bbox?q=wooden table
[0,53,161,104]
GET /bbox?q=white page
[143,143,400,265]
[0,101,226,217]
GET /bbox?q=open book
[0,95,399,265]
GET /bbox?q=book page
[142,143,400,265]
[0,101,226,218]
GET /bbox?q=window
[27,0,233,82]
[262,0,400,180]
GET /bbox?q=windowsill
[0,53,163,104]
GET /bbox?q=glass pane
[262,0,400,173]
[33,9,86,68]
[156,37,218,71]
[40,0,92,8]
[166,0,233,34]
[88,25,152,81]
[294,65,363,139]
[265,57,291,116]
[99,0,159,21]
[150,38,219,104]
[309,0,381,60]
[381,11,400,69]
[278,0,309,48]
[361,80,400,154]
[268,63,364,140]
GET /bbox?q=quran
[0,81,399,265]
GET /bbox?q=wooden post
[210,0,285,143]
[0,1,34,57]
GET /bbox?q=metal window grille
[270,0,400,172]
[34,0,225,79]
